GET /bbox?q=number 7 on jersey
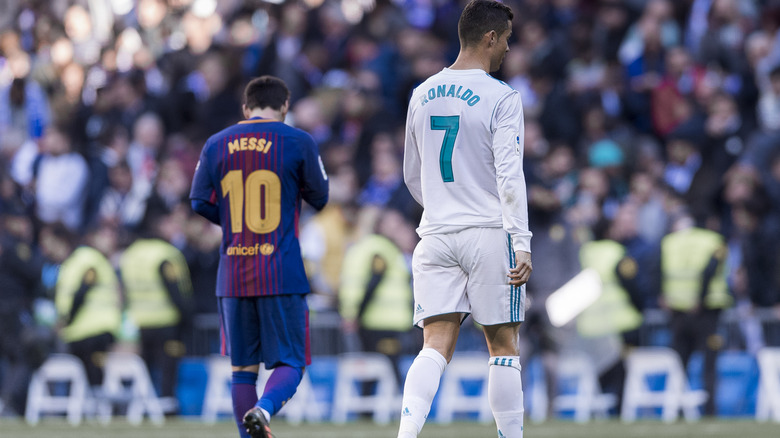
[431,115,460,182]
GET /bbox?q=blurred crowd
[2,0,780,419]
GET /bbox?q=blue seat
[307,356,340,417]
[715,351,759,417]
[176,358,209,416]
[682,351,759,417]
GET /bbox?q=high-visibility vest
[661,228,731,311]
[577,240,643,337]
[56,246,122,342]
[339,235,412,331]
[304,205,352,293]
[120,239,192,329]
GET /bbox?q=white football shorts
[411,227,526,327]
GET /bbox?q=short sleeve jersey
[403,68,532,252]
[190,118,329,297]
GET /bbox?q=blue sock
[256,365,303,416]
[232,371,258,438]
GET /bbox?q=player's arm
[189,144,220,225]
[159,260,192,326]
[299,134,329,211]
[699,243,728,303]
[402,101,424,206]
[493,91,533,285]
[67,268,96,324]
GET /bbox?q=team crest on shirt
[515,134,521,155]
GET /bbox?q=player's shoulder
[484,73,514,91]
[285,124,318,148]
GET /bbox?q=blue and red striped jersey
[189,117,328,297]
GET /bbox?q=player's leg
[219,297,262,438]
[255,365,303,420]
[233,364,261,438]
[244,294,309,437]
[399,233,469,438]
[484,322,524,438]
[398,313,460,438]
[466,228,526,437]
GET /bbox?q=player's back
[196,118,328,297]
[404,68,520,237]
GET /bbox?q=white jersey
[403,68,532,252]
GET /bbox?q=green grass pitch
[1,419,778,438]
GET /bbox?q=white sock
[488,356,524,438]
[397,348,447,438]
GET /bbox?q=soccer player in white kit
[397,1,532,437]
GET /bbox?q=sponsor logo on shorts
[415,304,424,314]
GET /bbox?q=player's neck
[449,49,489,73]
[245,108,285,122]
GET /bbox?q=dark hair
[244,76,290,111]
[458,0,514,48]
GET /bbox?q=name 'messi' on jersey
[228,136,273,154]
[419,83,481,107]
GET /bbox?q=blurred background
[1,0,780,427]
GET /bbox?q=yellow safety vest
[56,246,122,342]
[339,235,412,331]
[661,228,731,311]
[120,239,192,329]
[304,205,352,293]
[577,240,643,337]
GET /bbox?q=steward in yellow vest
[121,238,192,330]
[661,226,731,312]
[120,233,192,401]
[578,239,643,338]
[339,209,416,375]
[50,224,122,386]
[576,208,658,415]
[660,215,732,416]
[340,234,413,334]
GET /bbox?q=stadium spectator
[0,49,50,141]
[32,124,90,231]
[0,207,45,416]
[98,160,149,231]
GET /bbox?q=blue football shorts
[218,295,311,369]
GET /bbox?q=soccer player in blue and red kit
[189,75,328,438]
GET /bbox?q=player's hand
[508,250,532,286]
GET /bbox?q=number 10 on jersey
[431,115,460,182]
[221,169,281,234]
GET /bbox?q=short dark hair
[458,0,514,47]
[244,76,290,111]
